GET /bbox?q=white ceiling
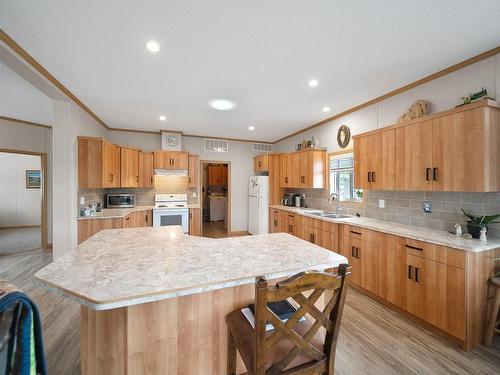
[1,1,500,142]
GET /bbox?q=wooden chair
[226,264,350,375]
[484,277,500,346]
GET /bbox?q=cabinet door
[153,151,170,169]
[188,155,199,188]
[354,135,370,189]
[254,155,269,173]
[370,130,395,190]
[347,237,361,285]
[395,120,433,190]
[298,151,310,188]
[432,108,485,192]
[120,148,139,187]
[139,153,154,188]
[221,165,228,185]
[359,239,379,295]
[290,152,301,188]
[122,214,133,228]
[410,255,465,340]
[281,212,298,236]
[270,209,282,233]
[279,154,291,187]
[102,141,121,188]
[378,235,407,309]
[77,218,122,244]
[189,208,201,236]
[171,152,189,169]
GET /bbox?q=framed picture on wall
[26,170,41,189]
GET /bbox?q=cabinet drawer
[405,238,465,269]
[346,225,380,243]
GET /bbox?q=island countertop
[35,227,347,310]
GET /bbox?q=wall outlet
[378,199,385,208]
[422,201,432,213]
[192,192,197,198]
[80,196,85,205]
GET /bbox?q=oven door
[153,208,189,233]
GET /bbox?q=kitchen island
[35,226,347,375]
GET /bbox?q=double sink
[303,210,351,219]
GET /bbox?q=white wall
[0,152,41,227]
[0,61,54,125]
[107,131,256,232]
[52,101,107,258]
[275,53,500,153]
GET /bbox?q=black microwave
[106,194,136,208]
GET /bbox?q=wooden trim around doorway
[0,148,49,250]
[200,160,231,236]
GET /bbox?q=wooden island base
[81,283,255,375]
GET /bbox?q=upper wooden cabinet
[354,128,395,190]
[278,149,326,189]
[354,100,500,192]
[254,154,269,173]
[188,155,199,188]
[153,151,189,170]
[208,164,228,186]
[78,137,121,188]
[138,152,154,188]
[396,104,500,191]
[120,147,139,188]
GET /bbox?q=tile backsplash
[78,187,199,210]
[288,189,500,239]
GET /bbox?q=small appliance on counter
[295,194,305,208]
[282,193,299,206]
[106,194,136,208]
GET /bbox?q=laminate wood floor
[1,248,499,375]
[203,220,229,238]
[0,227,41,255]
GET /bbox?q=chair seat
[226,308,325,373]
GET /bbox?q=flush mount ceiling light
[146,40,160,53]
[248,126,255,131]
[208,99,237,111]
[308,79,319,87]
[159,115,166,121]
[322,106,331,113]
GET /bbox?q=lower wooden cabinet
[269,208,282,233]
[123,210,152,228]
[280,211,298,236]
[378,235,407,310]
[77,218,122,244]
[189,208,201,236]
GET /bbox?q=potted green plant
[461,209,500,239]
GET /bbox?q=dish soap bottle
[479,227,487,242]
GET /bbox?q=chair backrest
[253,264,350,375]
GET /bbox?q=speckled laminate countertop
[77,204,200,220]
[35,226,347,310]
[270,205,500,253]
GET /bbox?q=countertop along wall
[274,53,500,237]
[105,132,256,232]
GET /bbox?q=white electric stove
[153,194,189,233]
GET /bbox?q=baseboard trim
[230,231,249,237]
[0,225,41,229]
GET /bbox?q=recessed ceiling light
[248,126,255,131]
[308,79,319,87]
[159,115,166,121]
[146,40,160,53]
[322,106,331,113]
[208,99,237,111]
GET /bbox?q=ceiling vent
[204,138,229,153]
[252,143,272,152]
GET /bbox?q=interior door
[395,120,433,190]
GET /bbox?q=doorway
[200,161,231,238]
[0,149,48,256]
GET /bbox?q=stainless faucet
[328,193,344,216]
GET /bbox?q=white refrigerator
[248,176,269,235]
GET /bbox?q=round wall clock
[166,135,178,147]
[337,125,351,149]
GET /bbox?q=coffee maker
[282,192,298,206]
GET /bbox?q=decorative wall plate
[337,125,351,149]
[166,135,178,147]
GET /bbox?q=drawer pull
[274,219,278,226]
[351,246,355,257]
[355,247,360,258]
[408,265,413,280]
[425,168,431,181]
[406,244,423,251]
[372,171,376,182]
[350,230,361,235]
[433,167,438,181]
[415,267,420,283]
[367,172,372,183]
